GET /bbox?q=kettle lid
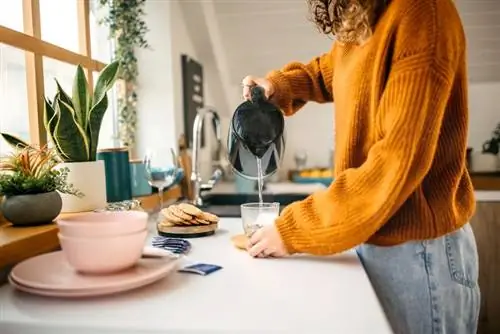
[231,86,284,151]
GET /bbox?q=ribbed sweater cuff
[275,208,299,255]
[266,70,294,116]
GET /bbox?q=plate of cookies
[157,203,220,238]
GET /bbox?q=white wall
[135,0,177,162]
[135,0,228,181]
[467,82,500,151]
[282,104,334,171]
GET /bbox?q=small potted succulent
[43,61,120,212]
[0,136,82,226]
[482,123,500,155]
[474,123,500,172]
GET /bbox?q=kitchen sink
[199,193,309,217]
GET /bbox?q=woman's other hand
[242,76,275,101]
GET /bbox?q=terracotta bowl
[58,229,147,275]
[57,211,148,238]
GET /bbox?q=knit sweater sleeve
[274,24,465,255]
[265,49,335,116]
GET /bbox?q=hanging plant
[97,0,149,149]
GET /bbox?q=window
[0,44,29,156]
[90,1,113,63]
[0,0,117,152]
[0,0,23,32]
[40,0,79,53]
[43,57,77,100]
[90,2,118,149]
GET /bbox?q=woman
[242,0,480,333]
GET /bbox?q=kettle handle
[250,85,266,104]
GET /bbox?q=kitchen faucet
[189,107,226,206]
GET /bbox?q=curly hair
[307,0,388,44]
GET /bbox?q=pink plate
[9,251,180,297]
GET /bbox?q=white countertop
[474,191,500,202]
[216,181,500,202]
[0,218,392,334]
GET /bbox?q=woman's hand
[242,76,275,101]
[247,224,288,258]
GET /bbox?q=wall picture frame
[181,54,205,148]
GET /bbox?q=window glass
[40,0,79,52]
[0,44,30,156]
[90,1,114,63]
[0,0,23,32]
[43,57,76,100]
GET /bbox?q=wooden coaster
[157,223,217,238]
[231,234,249,250]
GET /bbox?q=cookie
[186,218,200,226]
[158,219,175,228]
[231,234,248,250]
[168,205,193,221]
[201,211,219,223]
[160,208,184,224]
[178,203,203,217]
[194,217,210,225]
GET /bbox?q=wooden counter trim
[471,174,500,191]
[0,186,181,271]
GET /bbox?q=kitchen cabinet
[470,200,500,334]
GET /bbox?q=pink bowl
[56,211,148,238]
[58,229,147,275]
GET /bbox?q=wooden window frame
[0,0,115,275]
[0,0,107,146]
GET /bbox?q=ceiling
[211,0,500,85]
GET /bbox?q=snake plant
[44,61,120,162]
[0,133,30,150]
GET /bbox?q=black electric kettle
[227,86,286,180]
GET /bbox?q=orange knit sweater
[266,0,476,255]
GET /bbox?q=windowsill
[0,186,181,272]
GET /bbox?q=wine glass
[143,148,179,211]
[294,149,308,170]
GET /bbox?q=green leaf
[72,65,90,130]
[0,133,29,149]
[44,98,57,134]
[44,98,67,160]
[87,94,108,161]
[54,80,73,108]
[93,61,120,108]
[53,100,90,162]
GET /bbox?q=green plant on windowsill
[1,61,120,163]
[2,61,119,213]
[0,142,82,226]
[44,61,120,162]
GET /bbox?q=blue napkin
[151,236,191,255]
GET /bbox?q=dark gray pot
[1,191,62,226]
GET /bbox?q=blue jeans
[357,224,480,334]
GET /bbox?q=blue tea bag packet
[178,263,222,276]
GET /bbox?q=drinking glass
[143,148,179,211]
[240,202,280,237]
[294,149,308,170]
